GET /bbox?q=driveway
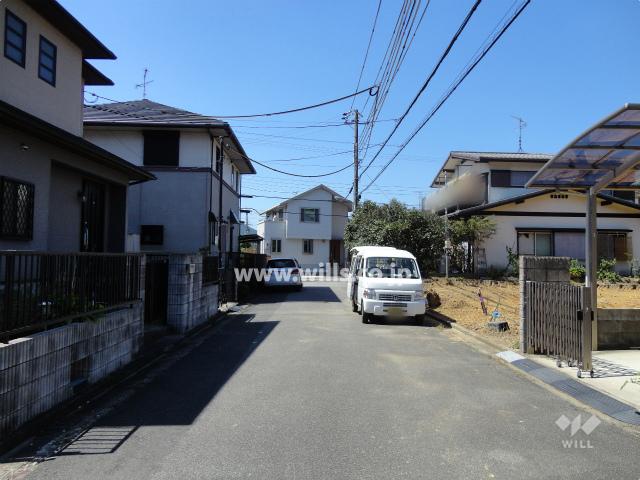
[5,281,640,479]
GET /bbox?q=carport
[527,103,640,370]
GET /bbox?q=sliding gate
[524,281,593,377]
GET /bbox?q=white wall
[284,188,334,239]
[479,192,640,271]
[0,0,84,135]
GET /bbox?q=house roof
[430,151,554,187]
[263,184,353,214]
[83,100,256,174]
[449,188,640,218]
[82,61,113,86]
[0,99,154,183]
[23,0,116,59]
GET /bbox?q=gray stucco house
[83,100,256,255]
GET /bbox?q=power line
[360,0,532,195]
[210,85,378,118]
[229,118,397,130]
[349,0,383,112]
[357,0,482,183]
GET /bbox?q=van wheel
[361,301,371,324]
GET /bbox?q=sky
[62,0,640,228]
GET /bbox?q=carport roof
[528,104,640,190]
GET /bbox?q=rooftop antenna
[511,115,527,153]
[135,68,153,99]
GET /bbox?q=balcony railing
[0,252,142,342]
[422,173,487,213]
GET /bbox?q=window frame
[517,230,553,256]
[271,238,282,254]
[140,224,164,246]
[303,239,314,254]
[490,170,536,188]
[38,35,56,86]
[0,176,35,240]
[4,9,27,68]
[300,207,320,223]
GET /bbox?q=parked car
[346,246,427,323]
[264,258,303,290]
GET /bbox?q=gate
[144,255,169,325]
[525,281,592,375]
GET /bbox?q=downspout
[208,130,215,253]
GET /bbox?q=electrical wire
[349,0,383,112]
[359,0,532,195]
[357,0,482,182]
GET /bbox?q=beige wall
[0,0,84,135]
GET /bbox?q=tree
[448,216,496,273]
[345,200,445,274]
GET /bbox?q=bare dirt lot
[426,277,640,349]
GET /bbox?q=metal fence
[202,255,219,285]
[525,281,592,372]
[0,252,142,342]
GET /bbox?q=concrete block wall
[597,308,640,349]
[166,254,219,333]
[0,302,143,438]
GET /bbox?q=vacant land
[426,277,640,349]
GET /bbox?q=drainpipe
[208,131,215,253]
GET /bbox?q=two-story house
[0,0,153,252]
[422,151,640,274]
[257,185,353,269]
[83,100,255,255]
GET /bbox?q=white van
[346,246,427,323]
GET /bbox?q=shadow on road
[43,313,278,456]
[254,285,341,304]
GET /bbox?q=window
[365,256,420,279]
[300,208,319,223]
[602,190,636,202]
[275,208,284,221]
[215,146,221,173]
[0,176,34,240]
[518,231,552,256]
[491,170,536,188]
[303,239,314,254]
[140,225,164,245]
[4,10,26,67]
[267,259,296,268]
[598,232,629,262]
[271,239,281,253]
[38,36,56,85]
[143,131,180,166]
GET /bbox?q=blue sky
[64,0,640,227]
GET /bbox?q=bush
[598,258,621,283]
[569,259,586,282]
[426,289,441,309]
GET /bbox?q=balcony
[422,173,487,213]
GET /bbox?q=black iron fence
[1,252,142,342]
[202,255,219,285]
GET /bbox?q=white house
[257,185,353,268]
[422,151,640,274]
[83,100,255,255]
[0,0,153,252]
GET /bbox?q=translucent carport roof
[527,104,640,190]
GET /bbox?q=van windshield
[365,257,420,279]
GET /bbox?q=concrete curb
[0,306,233,457]
[425,311,640,427]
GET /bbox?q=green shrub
[569,259,586,282]
[598,258,621,283]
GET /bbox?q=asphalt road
[7,281,640,479]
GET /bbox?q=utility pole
[444,170,449,280]
[353,109,359,209]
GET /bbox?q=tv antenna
[511,115,527,152]
[135,68,153,99]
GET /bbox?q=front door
[80,180,105,252]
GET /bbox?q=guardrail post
[581,286,593,373]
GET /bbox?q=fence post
[581,286,593,373]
